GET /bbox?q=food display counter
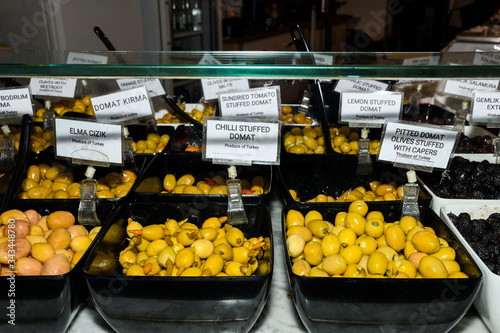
[0,50,499,333]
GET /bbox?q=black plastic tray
[84,201,273,333]
[282,203,482,333]
[133,150,272,205]
[278,155,431,205]
[0,200,115,332]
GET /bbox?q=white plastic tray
[440,204,500,333]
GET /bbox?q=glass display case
[0,49,498,333]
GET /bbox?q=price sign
[54,118,123,165]
[443,79,499,98]
[201,78,250,101]
[472,50,500,65]
[218,86,280,119]
[116,79,166,97]
[0,87,33,118]
[340,91,403,126]
[378,121,459,170]
[91,86,154,124]
[402,55,440,65]
[203,117,281,165]
[66,52,108,64]
[30,78,77,98]
[471,90,500,124]
[334,80,389,92]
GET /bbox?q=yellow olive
[399,216,418,234]
[176,229,197,246]
[146,239,167,257]
[191,239,214,259]
[226,227,245,247]
[344,212,366,236]
[224,261,245,276]
[175,248,195,269]
[385,224,406,252]
[343,263,367,278]
[286,209,305,228]
[367,251,388,275]
[392,259,417,278]
[163,174,176,192]
[376,246,399,262]
[45,165,65,181]
[364,218,385,239]
[355,235,378,255]
[304,210,323,225]
[441,259,461,275]
[307,219,330,238]
[411,230,440,254]
[338,228,357,248]
[292,259,311,276]
[204,254,224,276]
[348,200,369,217]
[334,211,347,227]
[287,234,305,258]
[157,246,176,268]
[26,165,41,183]
[141,224,165,241]
[303,241,323,266]
[177,174,195,186]
[136,251,149,266]
[127,264,146,276]
[144,256,161,276]
[431,246,456,261]
[419,256,448,278]
[321,234,341,256]
[340,244,363,264]
[119,250,137,268]
[308,266,329,277]
[322,254,348,275]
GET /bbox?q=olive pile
[0,209,99,276]
[431,157,500,199]
[33,95,95,121]
[455,133,494,153]
[283,126,325,154]
[448,212,500,274]
[130,133,170,153]
[156,102,215,124]
[330,126,380,155]
[19,164,137,199]
[290,181,421,203]
[119,216,270,277]
[136,174,268,195]
[281,106,314,125]
[285,201,468,278]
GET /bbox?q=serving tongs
[164,96,204,131]
[289,24,334,154]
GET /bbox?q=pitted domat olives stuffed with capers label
[330,126,380,155]
[19,164,137,199]
[0,209,100,276]
[285,201,469,279]
[119,216,271,277]
[137,174,269,195]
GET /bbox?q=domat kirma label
[29,78,77,98]
[218,86,280,119]
[471,90,500,124]
[378,121,459,170]
[203,118,280,165]
[91,86,154,124]
[54,118,123,165]
[0,87,33,117]
[340,91,402,125]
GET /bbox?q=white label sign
[378,121,459,170]
[91,86,153,123]
[116,79,166,97]
[340,91,403,125]
[203,118,280,165]
[55,118,123,165]
[471,90,500,124]
[443,79,499,98]
[0,87,33,117]
[199,53,223,65]
[334,80,389,92]
[219,86,280,119]
[402,55,440,65]
[30,78,77,98]
[472,50,500,65]
[201,78,250,101]
[66,52,108,64]
[313,53,334,65]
